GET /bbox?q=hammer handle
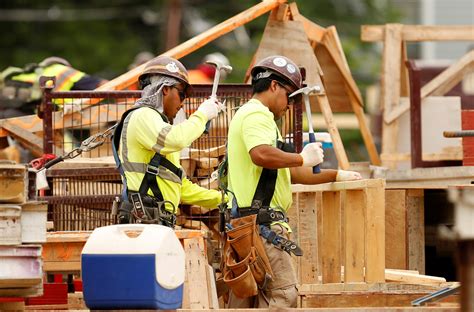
[308,132,321,174]
[204,120,211,134]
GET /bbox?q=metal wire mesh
[41,83,301,232]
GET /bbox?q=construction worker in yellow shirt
[225,55,361,308]
[113,55,227,227]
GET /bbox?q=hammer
[290,85,322,173]
[204,60,232,134]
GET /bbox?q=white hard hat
[203,52,229,66]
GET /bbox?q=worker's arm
[132,107,208,154]
[290,167,337,184]
[290,167,362,184]
[179,177,228,209]
[249,144,302,169]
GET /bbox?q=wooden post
[364,187,385,282]
[321,191,341,283]
[344,190,365,282]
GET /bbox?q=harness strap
[259,225,303,256]
[138,152,183,202]
[237,207,287,225]
[112,106,182,203]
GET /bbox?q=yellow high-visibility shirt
[12,64,85,91]
[119,106,223,213]
[227,99,292,230]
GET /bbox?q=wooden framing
[385,189,425,273]
[361,24,474,169]
[288,179,386,286]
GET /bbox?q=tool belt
[117,193,176,228]
[234,207,302,256]
[222,214,273,299]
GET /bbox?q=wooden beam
[385,269,444,284]
[422,50,474,98]
[0,121,43,157]
[362,25,474,42]
[385,52,474,123]
[96,0,286,91]
[364,187,385,282]
[289,2,326,43]
[381,24,403,168]
[321,191,341,283]
[344,190,365,283]
[292,178,385,193]
[317,94,350,169]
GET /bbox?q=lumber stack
[182,144,226,190]
[0,162,48,300]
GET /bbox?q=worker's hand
[336,170,362,182]
[299,142,324,167]
[197,97,221,121]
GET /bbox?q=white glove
[336,170,362,182]
[299,142,324,167]
[197,97,221,121]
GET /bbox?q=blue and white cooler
[81,224,185,310]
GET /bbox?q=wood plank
[376,166,474,189]
[321,26,363,105]
[422,50,474,98]
[298,281,458,293]
[364,187,385,282]
[189,145,226,159]
[344,190,365,283]
[0,278,42,288]
[289,2,326,43]
[292,178,385,193]
[1,121,43,156]
[296,192,319,284]
[194,157,218,169]
[381,24,403,167]
[96,0,285,92]
[321,191,341,283]
[301,292,459,308]
[406,189,425,274]
[183,237,210,309]
[385,269,445,284]
[206,264,219,309]
[386,51,474,123]
[385,190,407,269]
[317,94,350,169]
[361,25,474,42]
[0,164,27,203]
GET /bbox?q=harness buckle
[146,164,160,175]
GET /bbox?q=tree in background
[0,0,401,85]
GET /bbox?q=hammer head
[289,85,321,98]
[205,60,233,74]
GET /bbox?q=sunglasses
[173,86,186,101]
[275,81,295,105]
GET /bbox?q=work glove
[336,170,362,182]
[197,97,224,121]
[299,142,324,167]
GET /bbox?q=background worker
[187,52,230,84]
[114,56,227,226]
[226,55,361,308]
[0,56,106,118]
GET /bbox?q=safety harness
[112,106,182,227]
[230,139,303,256]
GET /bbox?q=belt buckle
[146,164,160,175]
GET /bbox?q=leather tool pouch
[223,214,273,298]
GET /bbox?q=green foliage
[0,0,403,85]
